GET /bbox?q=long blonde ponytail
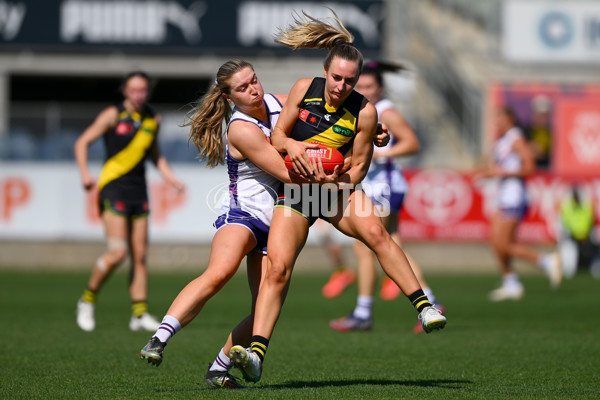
[185,59,254,167]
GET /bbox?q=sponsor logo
[404,169,472,226]
[298,109,321,127]
[0,1,26,41]
[115,201,125,212]
[149,181,186,223]
[539,11,574,49]
[304,101,322,107]
[115,122,133,135]
[305,147,331,160]
[586,17,600,48]
[60,0,207,44]
[324,114,331,121]
[332,125,353,137]
[568,111,600,164]
[0,177,30,221]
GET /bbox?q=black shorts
[274,183,350,226]
[99,196,150,219]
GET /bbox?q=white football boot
[418,305,447,333]
[129,313,161,331]
[76,300,96,332]
[229,345,262,383]
[489,283,524,302]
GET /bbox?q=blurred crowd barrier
[1,163,597,245]
[400,169,599,243]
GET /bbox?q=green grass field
[1,268,599,399]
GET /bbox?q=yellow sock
[81,289,97,304]
[131,301,148,318]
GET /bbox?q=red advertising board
[400,168,600,243]
[554,98,600,177]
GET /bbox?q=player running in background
[228,10,446,385]
[74,71,185,332]
[329,61,445,334]
[478,107,561,301]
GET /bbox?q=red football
[284,143,344,175]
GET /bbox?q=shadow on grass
[265,378,473,390]
[151,379,473,392]
[153,387,204,393]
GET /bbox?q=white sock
[353,295,374,319]
[538,253,551,273]
[423,287,436,304]
[503,272,521,288]
[209,349,232,372]
[153,315,182,344]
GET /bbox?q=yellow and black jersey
[97,103,158,201]
[290,77,365,156]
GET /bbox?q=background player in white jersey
[478,107,561,301]
[329,61,444,334]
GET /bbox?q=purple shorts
[500,204,528,220]
[371,191,405,213]
[214,208,270,254]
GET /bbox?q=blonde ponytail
[185,85,230,167]
[185,59,254,167]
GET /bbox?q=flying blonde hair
[274,9,363,71]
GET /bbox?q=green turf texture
[1,269,599,399]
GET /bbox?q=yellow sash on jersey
[302,107,357,150]
[97,117,157,191]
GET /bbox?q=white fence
[0,163,231,242]
[0,162,345,245]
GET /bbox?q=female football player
[329,61,445,334]
[138,59,298,388]
[228,10,446,384]
[479,107,561,301]
[137,59,390,388]
[74,71,184,332]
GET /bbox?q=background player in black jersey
[74,71,184,332]
[228,10,446,383]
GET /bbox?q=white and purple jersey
[214,93,282,253]
[362,99,408,212]
[493,126,528,214]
